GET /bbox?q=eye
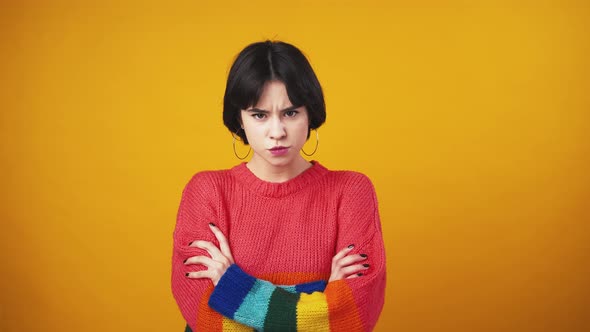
[252,113,266,120]
[285,110,299,117]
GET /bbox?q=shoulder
[324,168,376,193]
[327,168,381,230]
[182,168,233,195]
[188,168,231,183]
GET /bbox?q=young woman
[171,40,386,331]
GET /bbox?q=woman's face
[240,80,310,169]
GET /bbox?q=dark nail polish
[209,222,216,227]
[357,273,363,277]
[347,244,354,249]
[363,263,370,268]
[360,254,368,258]
[185,273,189,277]
[188,241,193,246]
[183,259,187,264]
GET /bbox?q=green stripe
[264,287,300,331]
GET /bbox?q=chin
[263,155,296,168]
[267,158,292,167]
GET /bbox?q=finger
[209,223,234,263]
[335,253,368,268]
[184,255,217,268]
[346,273,363,279]
[186,270,213,279]
[340,263,370,277]
[189,240,224,261]
[332,244,355,264]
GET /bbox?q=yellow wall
[1,1,589,331]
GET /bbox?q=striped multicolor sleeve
[208,173,386,332]
[208,264,330,331]
[208,257,383,332]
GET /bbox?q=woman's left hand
[184,223,234,286]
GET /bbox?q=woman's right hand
[329,244,369,282]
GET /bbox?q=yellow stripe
[296,292,330,332]
[221,316,252,331]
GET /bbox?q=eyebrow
[244,105,299,113]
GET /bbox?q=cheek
[243,125,263,144]
[295,123,310,140]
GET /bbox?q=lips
[269,146,290,156]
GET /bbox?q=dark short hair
[223,40,326,144]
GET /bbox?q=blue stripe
[208,264,256,318]
[295,280,327,294]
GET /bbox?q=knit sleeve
[171,172,222,331]
[207,173,386,331]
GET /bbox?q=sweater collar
[230,160,329,198]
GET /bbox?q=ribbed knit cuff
[208,264,256,318]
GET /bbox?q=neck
[246,155,312,183]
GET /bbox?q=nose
[268,116,287,141]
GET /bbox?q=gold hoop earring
[232,130,251,160]
[301,129,319,156]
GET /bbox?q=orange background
[1,1,589,331]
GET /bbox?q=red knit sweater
[171,160,386,331]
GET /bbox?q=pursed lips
[269,146,289,150]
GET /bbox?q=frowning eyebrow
[244,105,299,113]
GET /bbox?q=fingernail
[183,259,187,264]
[185,273,190,277]
[209,223,216,227]
[363,263,370,268]
[347,244,354,249]
[360,254,368,258]
[357,273,363,277]
[188,241,193,246]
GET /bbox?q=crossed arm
[185,223,369,285]
[181,224,377,331]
